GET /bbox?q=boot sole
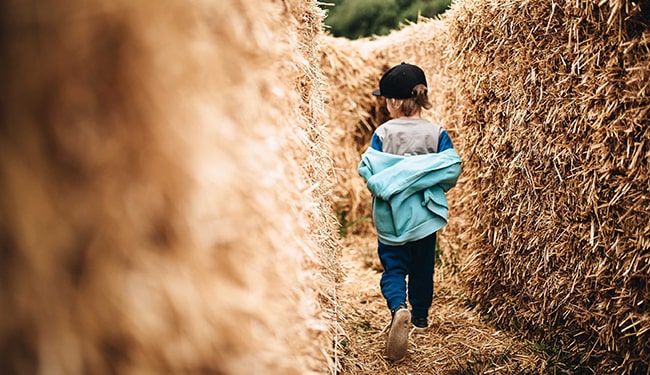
[386,309,410,361]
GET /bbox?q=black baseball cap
[372,63,427,99]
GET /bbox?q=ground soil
[335,235,550,375]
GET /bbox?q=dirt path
[335,236,549,374]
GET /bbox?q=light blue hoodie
[358,147,462,246]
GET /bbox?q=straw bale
[0,0,338,374]
[443,0,649,373]
[322,0,648,372]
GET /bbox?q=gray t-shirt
[374,118,442,156]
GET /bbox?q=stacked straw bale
[0,0,338,374]
[322,0,648,372]
[444,0,649,372]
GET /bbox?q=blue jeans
[377,233,436,319]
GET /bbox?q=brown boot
[386,305,410,361]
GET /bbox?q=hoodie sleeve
[358,147,402,193]
[358,156,370,182]
[367,149,461,200]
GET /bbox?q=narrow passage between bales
[336,235,550,374]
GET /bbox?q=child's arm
[370,133,383,151]
[438,130,454,152]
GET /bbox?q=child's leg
[407,233,436,319]
[377,241,410,312]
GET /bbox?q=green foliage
[323,0,399,39]
[336,206,370,237]
[320,0,452,39]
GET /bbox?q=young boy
[358,63,461,361]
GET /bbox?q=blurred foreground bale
[0,0,338,374]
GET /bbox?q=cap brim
[372,89,382,96]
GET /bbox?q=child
[358,63,461,361]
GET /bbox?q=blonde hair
[392,84,432,116]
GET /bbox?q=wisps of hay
[321,0,648,373]
[336,236,552,374]
[444,1,649,373]
[0,0,339,374]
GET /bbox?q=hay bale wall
[0,1,338,374]
[446,1,649,372]
[321,0,648,372]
